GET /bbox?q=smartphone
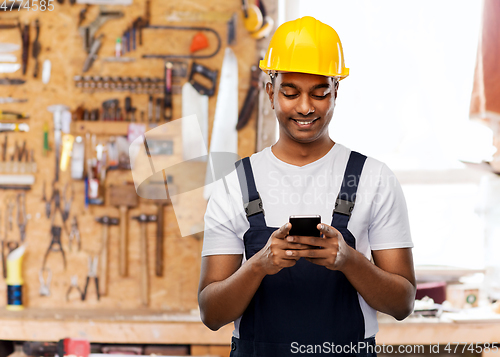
[289,215,321,237]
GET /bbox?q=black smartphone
[289,215,321,237]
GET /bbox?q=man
[199,16,415,357]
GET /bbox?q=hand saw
[203,47,239,200]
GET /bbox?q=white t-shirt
[202,143,413,339]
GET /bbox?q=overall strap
[235,157,266,227]
[331,151,367,228]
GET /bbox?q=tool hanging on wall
[236,64,260,130]
[190,32,209,53]
[0,64,21,73]
[82,256,99,301]
[79,8,123,53]
[0,43,20,53]
[66,275,83,301]
[42,225,66,270]
[82,34,104,73]
[188,62,218,97]
[143,25,221,60]
[32,19,41,78]
[164,62,173,121]
[0,111,29,120]
[68,216,81,252]
[132,214,156,306]
[0,123,29,132]
[17,193,27,243]
[47,105,70,183]
[39,268,51,296]
[74,75,184,95]
[0,98,28,104]
[0,78,25,85]
[109,185,137,278]
[204,48,239,200]
[95,216,119,296]
[6,244,26,311]
[19,21,30,75]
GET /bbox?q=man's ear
[265,82,275,109]
[334,80,339,100]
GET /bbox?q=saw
[203,47,238,200]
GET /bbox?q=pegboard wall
[0,0,259,311]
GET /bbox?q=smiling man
[199,16,416,357]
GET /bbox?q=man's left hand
[285,223,352,271]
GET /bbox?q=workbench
[1,309,500,356]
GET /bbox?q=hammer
[132,214,156,306]
[95,216,119,296]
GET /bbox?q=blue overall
[230,151,376,357]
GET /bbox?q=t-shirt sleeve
[368,163,414,250]
[202,177,245,256]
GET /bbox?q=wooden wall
[0,0,259,311]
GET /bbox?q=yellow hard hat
[259,16,349,80]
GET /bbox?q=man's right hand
[254,222,311,275]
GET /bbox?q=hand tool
[155,98,161,122]
[60,134,75,172]
[71,136,85,179]
[43,226,66,270]
[164,62,173,121]
[0,97,27,104]
[82,255,99,301]
[82,34,103,73]
[204,47,238,200]
[95,216,118,296]
[227,13,236,45]
[79,8,123,53]
[2,135,6,161]
[0,111,29,120]
[141,179,176,277]
[182,83,208,161]
[237,64,260,130]
[165,10,233,23]
[19,21,30,75]
[124,97,132,121]
[43,122,50,156]
[0,78,25,85]
[16,193,27,243]
[66,275,83,301]
[6,244,26,311]
[0,64,21,73]
[42,181,50,218]
[109,185,137,277]
[148,95,153,122]
[39,268,51,296]
[62,183,74,223]
[0,54,16,62]
[42,59,51,84]
[0,43,20,53]
[48,105,69,182]
[0,21,19,29]
[132,214,157,306]
[32,19,41,78]
[188,62,218,96]
[143,25,221,60]
[135,0,150,46]
[67,219,80,252]
[0,123,29,132]
[78,5,89,26]
[49,185,70,234]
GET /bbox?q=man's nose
[295,95,315,116]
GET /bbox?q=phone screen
[289,215,321,237]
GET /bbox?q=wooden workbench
[1,309,500,349]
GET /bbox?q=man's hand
[284,223,352,271]
[254,222,311,275]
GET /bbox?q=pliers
[82,256,99,301]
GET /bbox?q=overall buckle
[244,197,265,217]
[333,198,355,217]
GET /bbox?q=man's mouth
[292,118,320,127]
